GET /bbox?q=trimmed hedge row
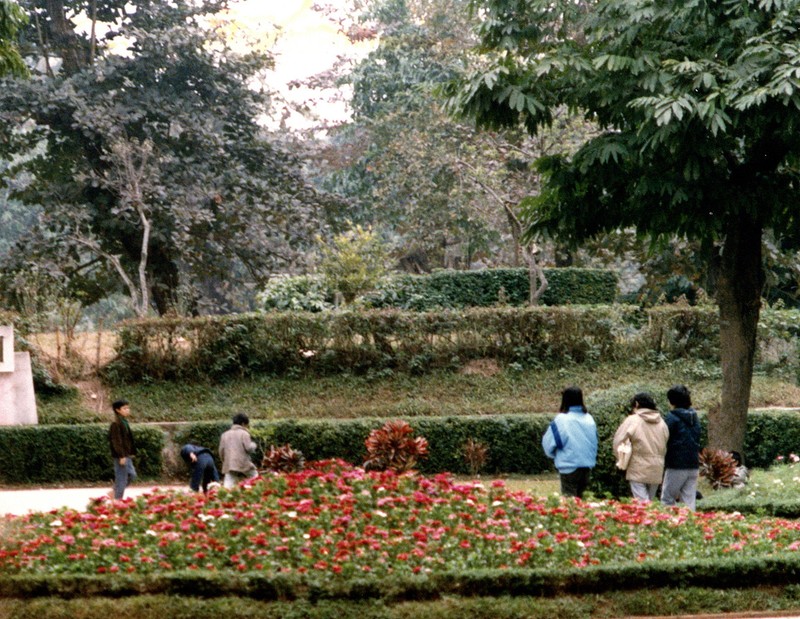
[4,556,800,600]
[98,304,800,383]
[363,267,619,309]
[2,399,798,491]
[106,304,736,382]
[0,424,164,484]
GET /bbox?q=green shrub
[363,267,618,310]
[107,305,647,382]
[0,424,164,484]
[257,274,334,312]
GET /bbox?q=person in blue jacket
[542,386,598,498]
[660,384,702,510]
[180,444,221,494]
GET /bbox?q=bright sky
[78,0,373,130]
[224,0,375,129]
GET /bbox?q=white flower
[492,500,503,507]
[286,511,297,519]
[49,520,62,527]
[145,530,157,536]
[374,510,388,518]
[198,514,215,522]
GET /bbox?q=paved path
[0,484,186,516]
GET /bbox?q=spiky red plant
[699,448,737,489]
[364,420,428,473]
[261,444,306,473]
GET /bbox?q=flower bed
[3,460,800,578]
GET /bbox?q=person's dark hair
[232,412,250,426]
[730,451,743,466]
[112,399,129,413]
[559,386,587,413]
[667,384,692,409]
[631,392,657,412]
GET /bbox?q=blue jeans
[190,452,220,492]
[113,456,137,499]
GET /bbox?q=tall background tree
[0,0,27,76]
[450,0,800,453]
[320,0,594,273]
[0,0,328,316]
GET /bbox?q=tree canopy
[450,0,800,453]
[0,0,26,77]
[0,0,328,315]
[322,0,594,271]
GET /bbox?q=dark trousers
[190,452,220,492]
[560,468,591,498]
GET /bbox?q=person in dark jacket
[108,399,137,499]
[660,384,702,510]
[180,444,221,493]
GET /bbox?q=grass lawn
[38,359,800,424]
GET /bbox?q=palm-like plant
[364,420,428,473]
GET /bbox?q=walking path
[0,483,185,516]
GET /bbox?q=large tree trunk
[44,0,89,75]
[711,214,763,457]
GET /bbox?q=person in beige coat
[613,392,669,502]
[219,412,258,489]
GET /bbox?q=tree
[319,224,387,304]
[323,0,594,273]
[0,0,327,315]
[0,0,27,77]
[450,0,800,453]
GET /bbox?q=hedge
[0,424,164,484]
[363,267,619,309]
[106,304,729,382]
[2,402,798,492]
[4,556,800,600]
[74,304,800,383]
[104,304,800,382]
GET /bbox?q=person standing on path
[541,386,598,499]
[180,444,221,493]
[108,399,137,499]
[219,413,258,489]
[613,392,669,503]
[661,384,702,510]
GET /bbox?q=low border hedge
[0,424,164,484]
[1,405,798,494]
[3,555,800,600]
